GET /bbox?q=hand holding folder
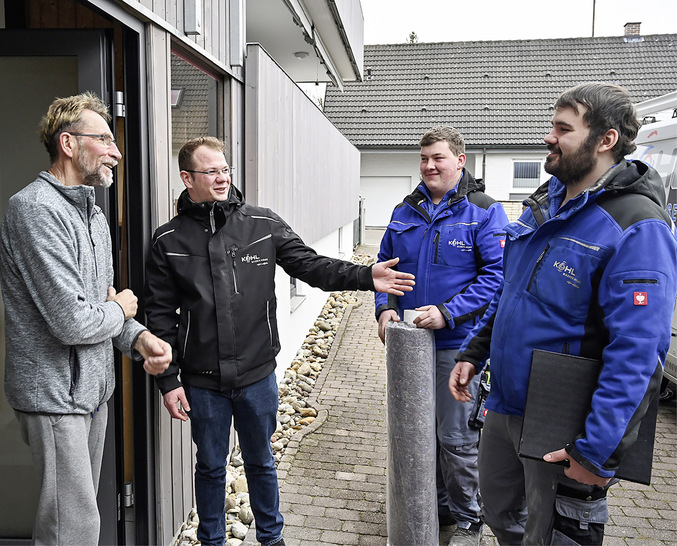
[518,350,659,485]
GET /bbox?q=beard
[544,135,598,186]
[77,153,114,188]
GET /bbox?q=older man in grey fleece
[0,92,172,545]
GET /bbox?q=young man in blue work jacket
[376,126,508,546]
[450,83,677,545]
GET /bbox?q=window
[290,277,306,312]
[170,50,228,207]
[513,161,541,189]
[338,226,345,257]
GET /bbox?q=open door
[0,29,120,544]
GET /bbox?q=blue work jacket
[375,170,508,349]
[458,160,677,478]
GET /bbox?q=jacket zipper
[527,244,550,291]
[182,310,191,358]
[89,209,99,277]
[230,248,240,293]
[433,231,440,263]
[209,207,216,233]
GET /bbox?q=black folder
[518,349,659,485]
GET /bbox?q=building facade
[0,0,364,543]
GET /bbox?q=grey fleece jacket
[0,172,146,414]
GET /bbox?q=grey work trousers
[479,411,609,545]
[16,404,108,546]
[436,349,482,527]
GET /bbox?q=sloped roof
[171,55,213,149]
[323,34,677,149]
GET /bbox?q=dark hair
[39,92,111,163]
[178,136,227,171]
[419,126,465,156]
[554,82,640,161]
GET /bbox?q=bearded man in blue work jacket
[450,82,677,545]
[376,126,508,546]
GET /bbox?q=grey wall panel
[245,44,360,244]
[117,0,230,66]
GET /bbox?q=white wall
[360,148,550,209]
[359,148,552,226]
[273,221,356,382]
[475,149,550,201]
[360,151,417,227]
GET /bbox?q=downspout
[482,148,487,181]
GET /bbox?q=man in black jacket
[145,136,414,546]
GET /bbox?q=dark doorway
[0,29,120,545]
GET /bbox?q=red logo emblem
[634,292,647,306]
[500,239,506,248]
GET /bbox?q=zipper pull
[209,207,216,234]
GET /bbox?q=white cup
[403,309,424,326]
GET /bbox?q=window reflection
[170,52,224,211]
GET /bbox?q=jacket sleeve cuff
[565,443,615,479]
[375,303,397,320]
[358,265,376,291]
[155,374,183,396]
[454,351,486,374]
[130,329,148,361]
[437,304,454,329]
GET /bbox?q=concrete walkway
[243,244,677,546]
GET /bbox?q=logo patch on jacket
[448,238,473,252]
[552,260,581,287]
[634,292,647,306]
[241,253,269,266]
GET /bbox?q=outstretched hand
[544,449,611,487]
[372,258,415,295]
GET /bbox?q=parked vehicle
[628,92,677,384]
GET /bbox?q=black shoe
[264,538,286,546]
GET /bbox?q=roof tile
[324,35,677,148]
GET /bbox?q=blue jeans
[184,373,284,546]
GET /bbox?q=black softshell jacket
[145,186,375,394]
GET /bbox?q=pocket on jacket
[436,225,477,267]
[528,237,604,318]
[69,346,80,398]
[179,309,192,359]
[387,221,424,264]
[266,298,280,349]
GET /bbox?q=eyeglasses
[184,167,232,177]
[66,133,116,148]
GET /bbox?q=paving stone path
[244,286,677,546]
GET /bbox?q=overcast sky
[361,0,677,44]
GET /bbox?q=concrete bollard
[385,321,438,546]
